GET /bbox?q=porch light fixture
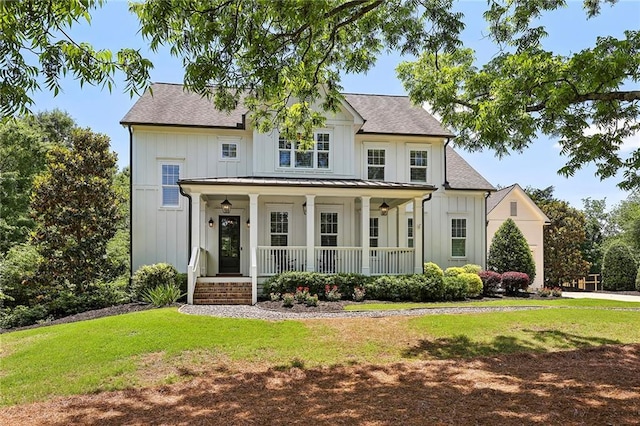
[208,217,214,228]
[246,218,250,228]
[379,201,390,216]
[302,201,307,215]
[221,197,232,213]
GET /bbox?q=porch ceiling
[179,176,435,198]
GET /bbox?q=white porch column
[361,196,371,276]
[191,193,201,253]
[249,193,259,305]
[305,195,315,272]
[413,197,424,274]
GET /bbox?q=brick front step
[194,281,252,305]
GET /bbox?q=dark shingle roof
[445,146,495,191]
[121,83,453,136]
[342,93,454,137]
[486,184,517,212]
[120,83,247,128]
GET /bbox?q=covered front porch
[179,177,435,304]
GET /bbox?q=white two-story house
[121,83,495,304]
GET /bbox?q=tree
[30,128,121,294]
[581,198,610,274]
[601,242,638,291]
[2,1,638,188]
[0,110,76,253]
[606,192,640,254]
[487,218,536,282]
[527,187,590,286]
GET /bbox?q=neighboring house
[121,83,495,304]
[487,184,550,289]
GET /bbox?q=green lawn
[2,301,639,406]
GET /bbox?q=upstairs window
[278,132,331,169]
[161,164,180,207]
[407,218,414,248]
[451,218,467,257]
[409,150,428,182]
[221,143,237,159]
[367,149,385,180]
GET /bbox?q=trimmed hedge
[602,242,638,291]
[263,272,369,300]
[460,272,483,297]
[501,271,529,295]
[478,270,502,296]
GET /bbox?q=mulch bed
[1,344,638,425]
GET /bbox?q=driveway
[561,291,640,303]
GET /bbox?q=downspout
[443,138,451,188]
[484,191,490,269]
[179,185,192,265]
[421,193,433,273]
[127,125,133,282]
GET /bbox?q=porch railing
[369,247,414,275]
[256,246,414,276]
[257,246,307,275]
[187,246,204,304]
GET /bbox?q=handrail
[187,246,201,304]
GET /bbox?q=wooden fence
[564,274,602,291]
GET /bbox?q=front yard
[1,298,639,424]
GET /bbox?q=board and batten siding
[131,126,252,273]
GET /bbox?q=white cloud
[552,121,640,152]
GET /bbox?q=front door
[219,216,241,274]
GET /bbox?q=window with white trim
[320,212,338,246]
[221,143,237,159]
[278,132,331,169]
[161,164,180,207]
[367,149,385,180]
[510,201,518,216]
[270,212,289,246]
[369,218,379,248]
[407,218,414,248]
[409,150,428,182]
[451,218,467,257]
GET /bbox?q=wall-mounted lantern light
[246,218,251,228]
[302,201,307,215]
[208,217,215,228]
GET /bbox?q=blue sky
[29,0,640,210]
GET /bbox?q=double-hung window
[320,212,338,246]
[409,150,428,182]
[270,212,289,246]
[221,143,237,159]
[278,132,331,169]
[367,149,385,180]
[161,164,180,207]
[407,218,414,248]
[369,218,379,248]
[451,218,467,257]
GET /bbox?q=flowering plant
[305,294,319,307]
[282,293,294,307]
[551,287,563,297]
[324,284,342,301]
[352,286,366,302]
[537,287,551,297]
[294,286,310,303]
[270,292,281,301]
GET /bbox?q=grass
[344,297,640,311]
[1,301,640,406]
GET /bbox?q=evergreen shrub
[478,271,502,296]
[501,271,530,295]
[601,242,638,291]
[488,218,536,281]
[131,263,178,301]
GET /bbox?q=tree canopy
[1,0,638,187]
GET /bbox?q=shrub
[282,293,294,307]
[478,271,502,296]
[142,284,183,307]
[0,243,42,308]
[423,262,444,279]
[501,271,530,295]
[46,277,131,317]
[444,267,466,277]
[305,294,319,307]
[352,286,366,302]
[460,273,483,298]
[442,276,468,300]
[637,264,640,291]
[488,218,536,282]
[0,304,49,329]
[324,285,342,301]
[537,287,551,297]
[131,263,178,301]
[176,273,188,302]
[601,242,638,291]
[462,264,482,274]
[551,287,562,297]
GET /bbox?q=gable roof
[121,83,453,137]
[445,146,495,191]
[487,183,550,221]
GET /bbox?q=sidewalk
[562,291,640,303]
